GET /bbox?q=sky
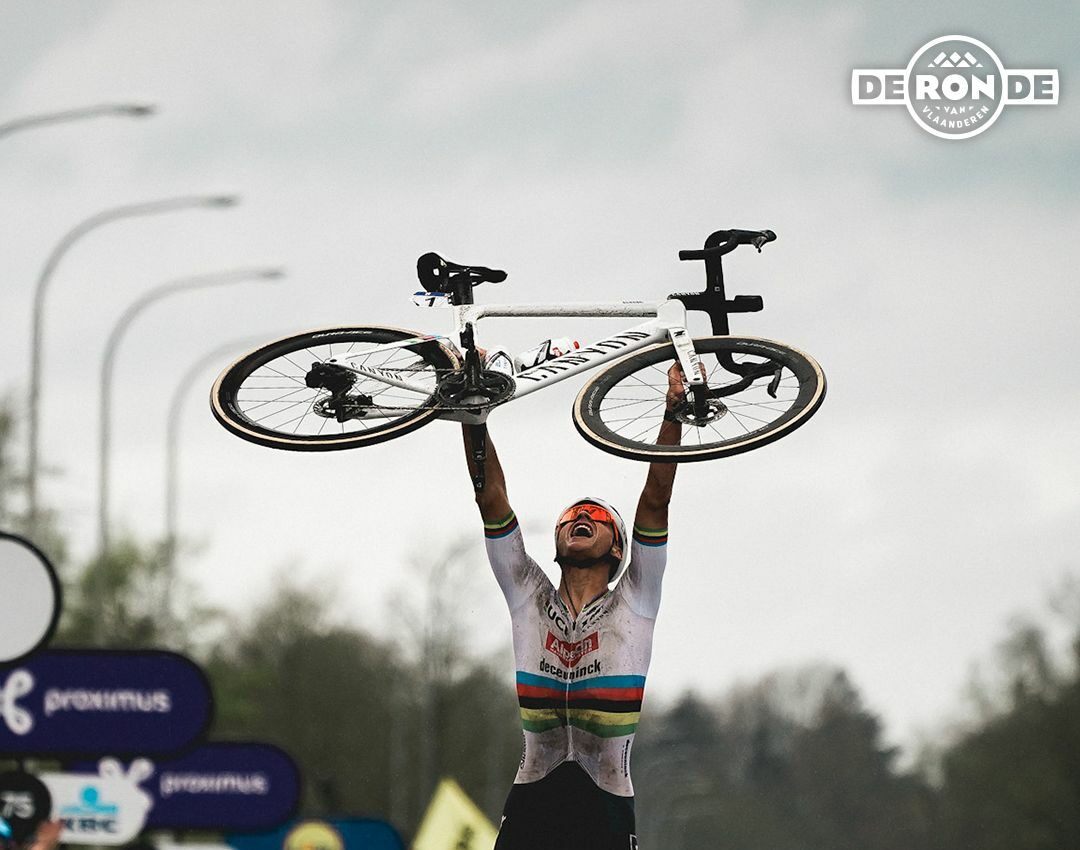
[1,0,1077,754]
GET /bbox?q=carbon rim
[573,336,826,461]
[211,326,458,450]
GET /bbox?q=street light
[161,334,273,583]
[26,194,239,533]
[0,102,156,139]
[98,268,284,554]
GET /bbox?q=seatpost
[452,277,487,490]
[449,273,475,307]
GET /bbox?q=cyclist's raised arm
[464,423,548,608]
[462,424,512,523]
[633,363,684,534]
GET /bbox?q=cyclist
[463,362,689,850]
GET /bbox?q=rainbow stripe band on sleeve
[632,525,667,546]
[485,511,519,539]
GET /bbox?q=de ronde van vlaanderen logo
[852,35,1059,139]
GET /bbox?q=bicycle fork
[666,323,712,421]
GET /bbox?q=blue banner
[74,743,300,831]
[228,818,404,850]
[0,650,212,756]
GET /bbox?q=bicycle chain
[337,366,516,412]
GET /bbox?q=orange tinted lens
[558,503,614,526]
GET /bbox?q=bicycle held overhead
[211,227,827,487]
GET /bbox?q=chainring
[434,369,516,409]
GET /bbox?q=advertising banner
[0,533,61,666]
[228,818,404,850]
[40,760,154,845]
[75,742,300,831]
[0,650,212,756]
[0,770,52,845]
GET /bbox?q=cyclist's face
[555,505,619,561]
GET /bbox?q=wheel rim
[576,338,825,460]
[217,328,455,445]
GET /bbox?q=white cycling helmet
[553,496,631,587]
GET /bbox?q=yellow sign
[412,778,498,850]
[283,820,345,850]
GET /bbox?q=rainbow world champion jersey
[484,511,667,797]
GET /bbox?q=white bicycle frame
[332,296,705,424]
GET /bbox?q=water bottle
[513,337,580,372]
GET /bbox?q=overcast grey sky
[1,0,1077,752]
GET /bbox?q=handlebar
[678,229,776,260]
[668,228,776,337]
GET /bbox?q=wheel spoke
[578,339,822,460]
[219,329,453,444]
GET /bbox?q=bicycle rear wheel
[211,326,459,451]
[573,336,825,462]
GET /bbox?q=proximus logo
[0,669,35,735]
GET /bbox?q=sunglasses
[557,504,620,545]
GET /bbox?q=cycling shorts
[494,762,638,850]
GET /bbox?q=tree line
[2,398,1079,848]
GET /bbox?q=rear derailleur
[305,361,373,422]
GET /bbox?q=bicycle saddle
[416,252,507,293]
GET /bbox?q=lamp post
[26,194,239,534]
[0,102,155,140]
[161,335,271,584]
[98,268,284,555]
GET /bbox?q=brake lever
[751,230,777,252]
[767,364,782,398]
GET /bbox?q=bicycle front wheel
[211,326,459,451]
[573,336,825,462]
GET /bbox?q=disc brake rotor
[670,397,728,426]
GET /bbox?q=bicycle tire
[573,336,825,462]
[211,325,459,451]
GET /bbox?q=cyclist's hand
[27,821,62,850]
[666,362,705,409]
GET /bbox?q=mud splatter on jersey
[485,511,666,796]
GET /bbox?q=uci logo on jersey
[0,669,35,735]
[852,35,1059,139]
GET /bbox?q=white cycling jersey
[484,511,667,797]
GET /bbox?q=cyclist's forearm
[462,424,511,520]
[637,418,679,527]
